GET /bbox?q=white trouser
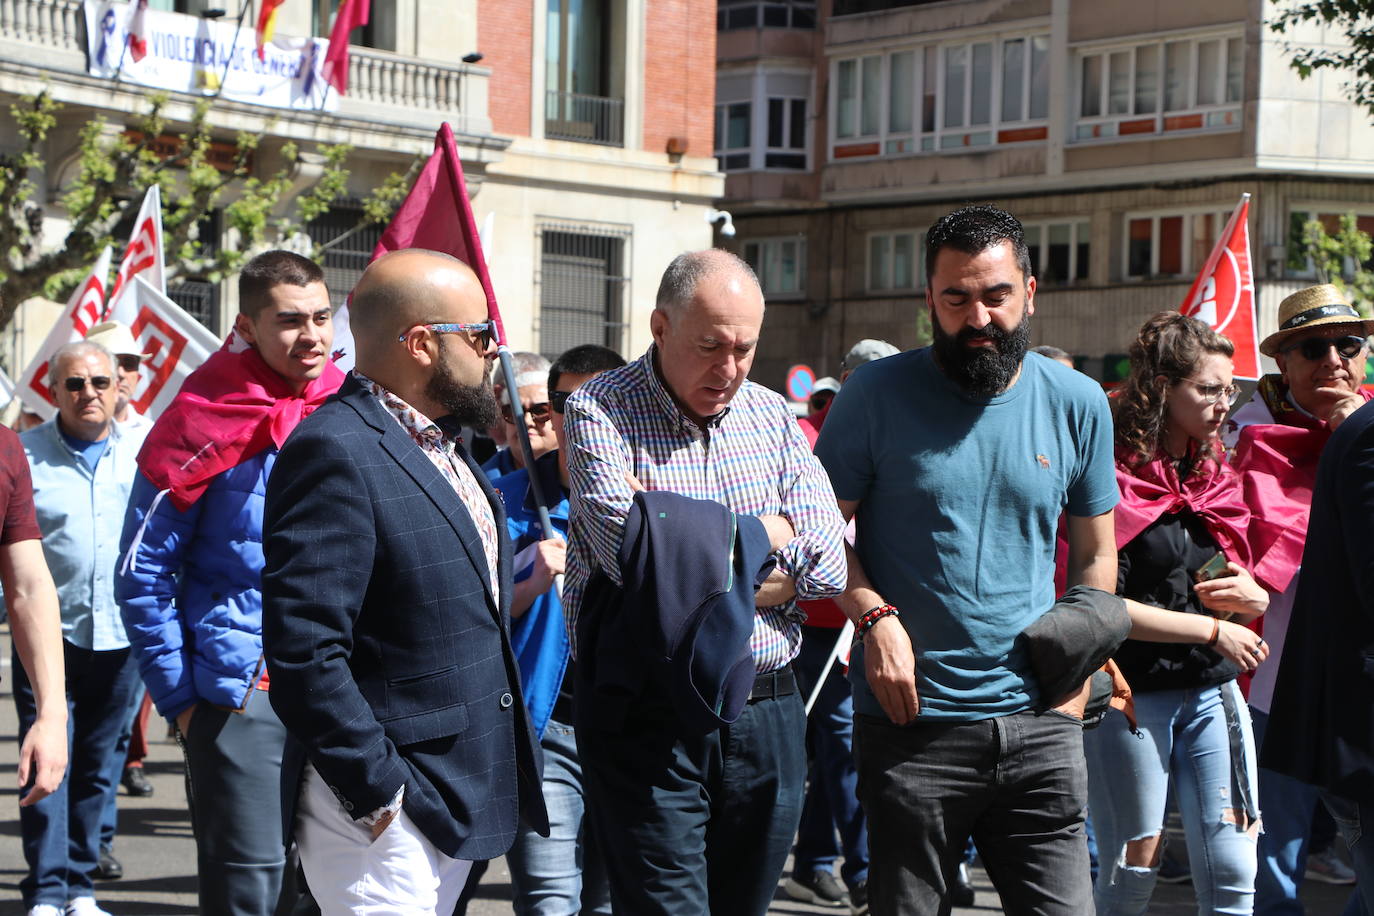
[296,763,472,915]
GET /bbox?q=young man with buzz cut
[117,250,342,916]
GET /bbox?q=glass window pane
[970,42,992,126]
[1226,37,1243,103]
[768,98,784,148]
[1128,218,1152,275]
[869,236,889,290]
[1135,44,1159,113]
[790,99,806,149]
[1164,41,1189,111]
[1029,36,1050,120]
[727,103,750,149]
[1159,216,1184,274]
[1197,39,1221,106]
[944,45,967,128]
[1081,56,1102,118]
[1002,39,1026,122]
[744,242,760,276]
[1108,51,1131,115]
[1075,221,1091,280]
[1024,225,1042,276]
[837,60,856,138]
[890,51,914,133]
[861,56,881,136]
[922,47,938,132]
[893,234,913,288]
[1046,223,1071,283]
[779,241,798,291]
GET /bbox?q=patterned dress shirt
[356,371,500,606]
[562,347,847,673]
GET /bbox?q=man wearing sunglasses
[1227,283,1374,913]
[17,341,144,916]
[118,250,341,916]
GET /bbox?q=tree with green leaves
[1270,1,1374,120]
[0,90,415,330]
[1289,211,1374,317]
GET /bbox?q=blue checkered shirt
[562,347,847,673]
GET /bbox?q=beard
[931,308,1032,397]
[426,341,498,429]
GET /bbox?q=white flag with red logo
[120,276,219,418]
[126,0,149,62]
[1179,193,1261,380]
[107,184,165,310]
[17,246,114,419]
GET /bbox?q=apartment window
[546,0,624,146]
[1076,33,1242,141]
[868,231,924,292]
[1125,209,1231,279]
[717,0,816,30]
[714,102,752,171]
[744,237,805,296]
[538,224,630,357]
[1024,220,1091,286]
[766,97,807,168]
[832,35,1049,160]
[306,200,385,314]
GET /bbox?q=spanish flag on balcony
[256,0,286,61]
[321,0,371,95]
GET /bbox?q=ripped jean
[1085,680,1259,916]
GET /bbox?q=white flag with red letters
[17,246,114,419]
[107,184,165,308]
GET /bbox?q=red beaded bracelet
[856,604,899,641]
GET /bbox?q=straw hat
[1259,284,1374,357]
[84,321,153,359]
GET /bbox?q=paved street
[0,628,1357,914]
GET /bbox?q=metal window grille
[536,223,631,359]
[306,199,384,312]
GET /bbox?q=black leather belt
[749,664,797,702]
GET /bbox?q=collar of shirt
[644,345,731,433]
[352,369,452,452]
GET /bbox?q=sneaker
[121,765,154,797]
[849,879,868,915]
[64,899,112,916]
[951,862,976,907]
[26,906,62,916]
[783,869,849,907]
[1306,845,1358,885]
[93,848,123,881]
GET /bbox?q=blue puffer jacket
[116,451,275,720]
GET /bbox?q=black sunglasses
[501,401,552,424]
[63,376,112,392]
[551,390,572,414]
[116,355,141,373]
[1283,334,1366,361]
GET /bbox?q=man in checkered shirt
[562,249,848,916]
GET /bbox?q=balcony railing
[545,90,624,147]
[0,0,488,131]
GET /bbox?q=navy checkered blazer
[262,374,547,860]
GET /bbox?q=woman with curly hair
[1086,311,1271,915]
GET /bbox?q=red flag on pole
[370,121,506,344]
[321,0,370,95]
[1180,193,1261,380]
[256,0,287,60]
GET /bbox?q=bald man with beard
[261,249,547,915]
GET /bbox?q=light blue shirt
[23,417,145,651]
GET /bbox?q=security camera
[705,208,736,239]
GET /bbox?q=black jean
[854,708,1093,916]
[577,690,806,916]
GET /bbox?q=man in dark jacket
[1262,396,1374,914]
[261,249,546,914]
[117,250,340,916]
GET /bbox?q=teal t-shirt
[815,349,1118,720]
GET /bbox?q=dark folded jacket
[1019,585,1131,721]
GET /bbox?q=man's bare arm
[2,539,67,805]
